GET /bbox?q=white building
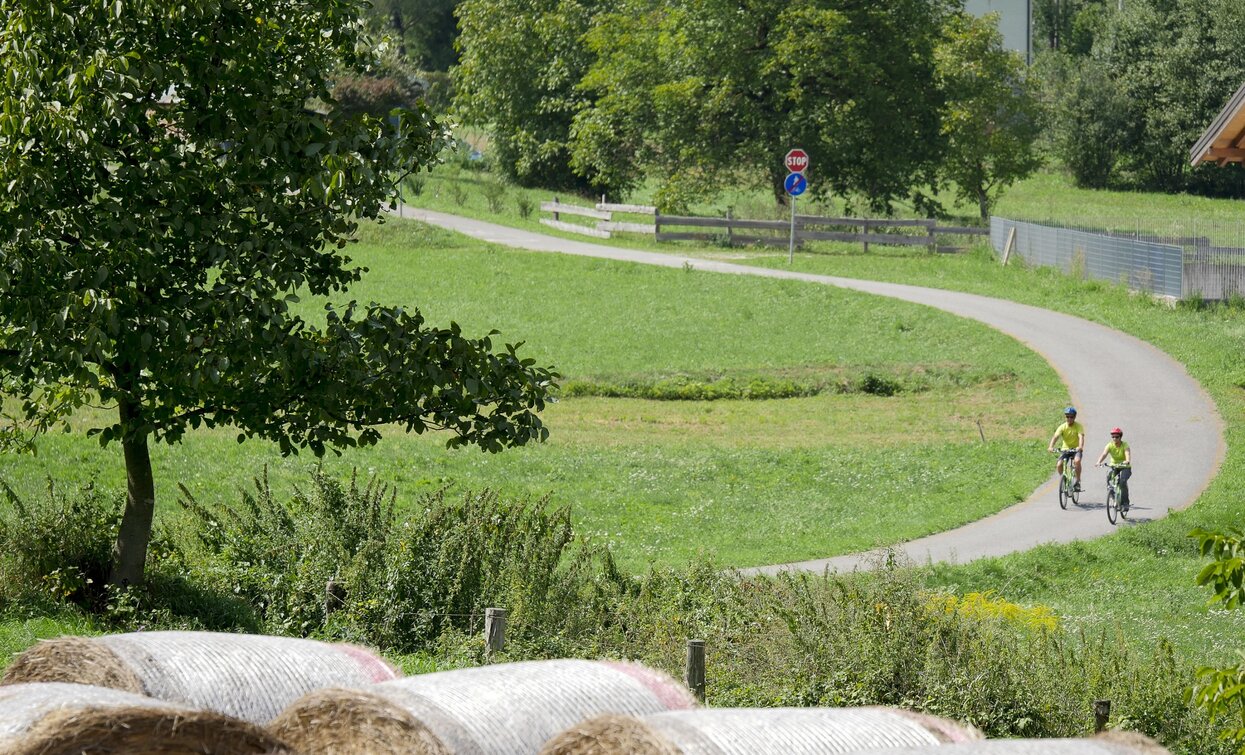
[963,0,1032,64]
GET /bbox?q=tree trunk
[391,9,407,59]
[977,187,990,221]
[110,397,155,587]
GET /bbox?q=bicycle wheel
[1106,486,1118,524]
[1071,478,1080,505]
[1058,475,1069,510]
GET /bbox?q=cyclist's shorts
[1059,448,1082,458]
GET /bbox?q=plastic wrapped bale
[0,682,293,755]
[0,631,399,725]
[848,731,1171,754]
[539,706,982,754]
[269,658,698,755]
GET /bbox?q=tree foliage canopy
[0,0,557,585]
[571,0,955,212]
[454,0,602,192]
[935,12,1043,220]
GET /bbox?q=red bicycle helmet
[1110,427,1123,436]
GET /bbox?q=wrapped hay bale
[540,706,982,754]
[270,658,698,755]
[0,682,292,754]
[849,730,1171,754]
[0,631,399,724]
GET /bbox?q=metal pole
[788,195,796,264]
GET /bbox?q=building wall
[964,0,1032,64]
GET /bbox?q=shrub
[176,470,622,652]
[516,195,535,219]
[482,180,507,214]
[0,481,121,610]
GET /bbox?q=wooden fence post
[485,607,507,654]
[552,197,559,222]
[685,639,706,703]
[1092,699,1111,733]
[927,221,936,254]
[1001,226,1016,266]
[862,219,871,254]
[726,209,734,247]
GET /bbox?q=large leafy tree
[454,0,603,192]
[0,0,557,587]
[571,0,954,213]
[935,12,1043,220]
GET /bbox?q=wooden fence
[656,213,988,252]
[538,200,988,252]
[539,199,657,239]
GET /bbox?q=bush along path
[392,206,1224,573]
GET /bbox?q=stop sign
[784,148,809,173]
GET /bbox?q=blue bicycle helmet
[1064,406,1077,416]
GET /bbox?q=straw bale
[270,658,697,755]
[0,682,293,755]
[266,688,448,755]
[0,632,399,725]
[0,637,142,695]
[539,706,982,754]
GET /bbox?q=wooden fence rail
[538,199,988,252]
[656,213,988,252]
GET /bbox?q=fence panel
[991,218,1183,298]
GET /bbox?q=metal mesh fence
[991,216,1245,301]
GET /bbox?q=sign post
[783,149,809,264]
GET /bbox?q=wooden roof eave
[1190,80,1245,167]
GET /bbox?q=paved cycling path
[396,206,1225,574]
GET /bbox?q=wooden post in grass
[1093,699,1111,732]
[685,639,706,703]
[1001,226,1016,266]
[485,607,507,654]
[976,419,986,443]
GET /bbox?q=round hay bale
[0,682,293,755]
[270,658,697,755]
[539,712,680,755]
[0,631,399,724]
[539,706,982,754]
[0,636,143,695]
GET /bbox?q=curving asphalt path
[393,206,1225,573]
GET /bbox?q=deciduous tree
[0,0,557,587]
[571,0,954,213]
[936,12,1043,220]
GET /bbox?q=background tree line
[1033,0,1245,195]
[384,0,1245,214]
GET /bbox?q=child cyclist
[1095,427,1132,510]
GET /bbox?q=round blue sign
[784,172,807,196]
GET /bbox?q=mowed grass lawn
[0,219,1061,571]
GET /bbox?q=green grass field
[0,219,1060,572]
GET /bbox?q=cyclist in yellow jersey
[1095,427,1132,509]
[1047,406,1085,492]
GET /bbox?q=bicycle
[1101,463,1130,524]
[1053,449,1080,509]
